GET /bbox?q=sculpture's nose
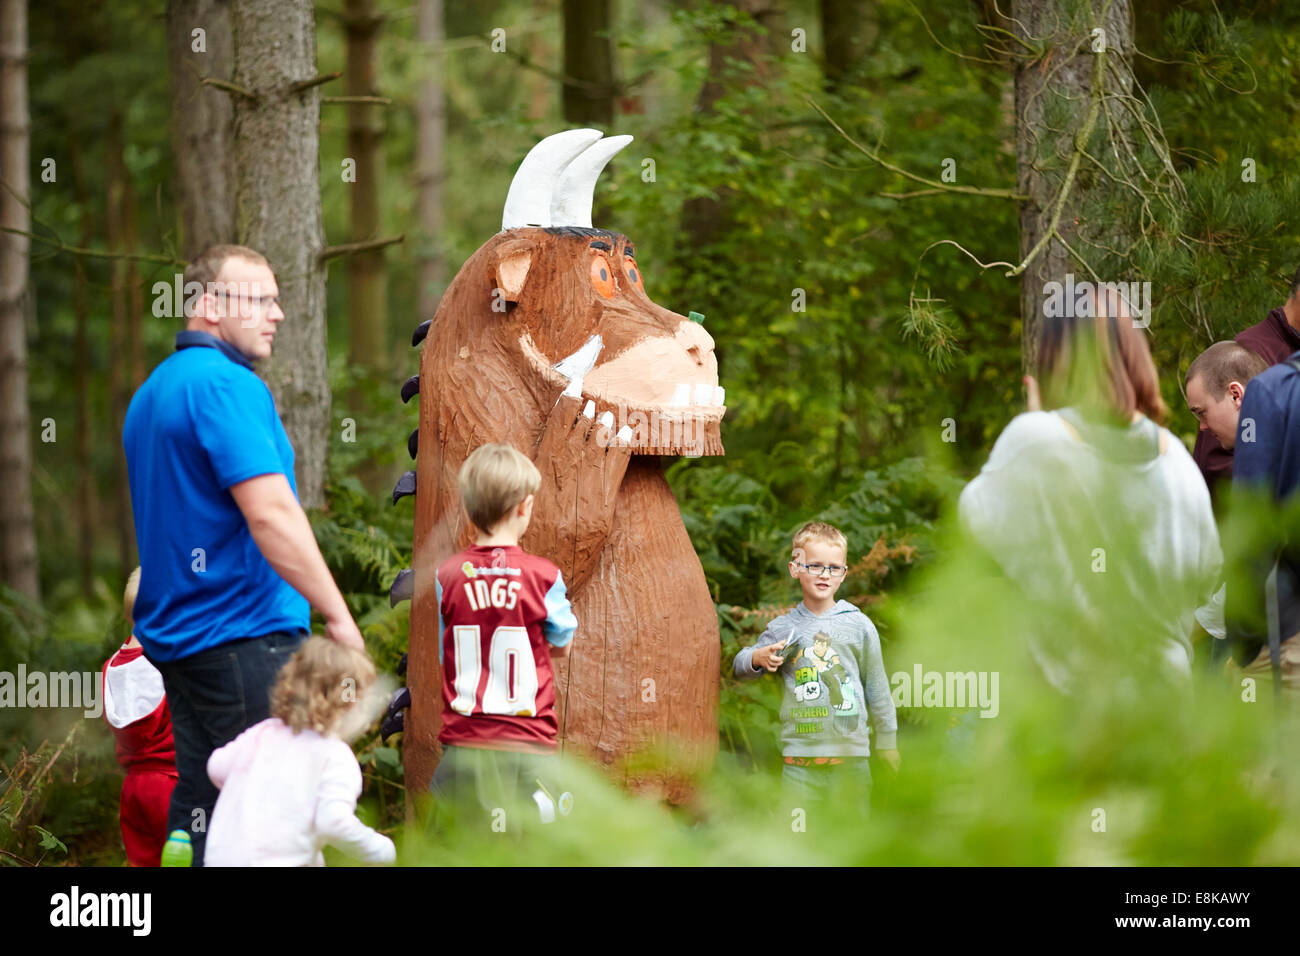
[680,317,715,367]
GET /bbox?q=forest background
[2,0,1298,866]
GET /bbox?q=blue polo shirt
[122,331,309,662]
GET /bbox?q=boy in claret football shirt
[102,568,178,866]
[430,443,577,831]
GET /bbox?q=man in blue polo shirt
[123,244,365,865]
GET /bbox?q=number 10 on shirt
[449,625,539,717]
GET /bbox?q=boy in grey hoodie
[734,521,899,805]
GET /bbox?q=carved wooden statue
[389,130,726,801]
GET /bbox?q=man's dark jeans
[154,630,306,866]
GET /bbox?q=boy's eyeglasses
[796,563,847,578]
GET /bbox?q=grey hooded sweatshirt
[734,600,897,758]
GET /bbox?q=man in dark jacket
[1225,337,1300,694]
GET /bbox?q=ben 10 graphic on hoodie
[788,632,860,734]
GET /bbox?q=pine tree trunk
[344,0,386,376]
[167,0,237,260]
[679,0,781,251]
[820,0,877,92]
[1012,0,1133,373]
[71,146,97,596]
[230,0,330,508]
[106,113,138,581]
[561,0,615,126]
[0,0,38,601]
[123,156,145,393]
[414,0,444,325]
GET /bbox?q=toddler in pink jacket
[204,637,394,866]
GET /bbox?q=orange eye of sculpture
[624,256,644,294]
[590,255,617,298]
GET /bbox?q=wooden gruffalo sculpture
[389,129,726,802]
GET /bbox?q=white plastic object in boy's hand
[533,788,557,824]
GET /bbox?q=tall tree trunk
[414,0,444,325]
[167,0,237,260]
[679,0,781,251]
[0,0,38,600]
[1012,0,1133,372]
[820,0,877,92]
[344,0,386,377]
[106,113,138,581]
[562,0,615,126]
[820,0,877,483]
[71,145,97,596]
[230,0,330,508]
[123,156,145,393]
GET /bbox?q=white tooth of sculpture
[598,411,615,429]
[715,386,725,406]
[582,400,596,419]
[693,384,712,406]
[563,376,584,399]
[671,384,691,406]
[553,334,603,380]
[501,128,604,230]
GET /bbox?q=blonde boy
[734,522,899,805]
[430,444,577,825]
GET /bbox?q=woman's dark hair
[1037,302,1167,426]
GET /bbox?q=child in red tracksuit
[102,567,178,866]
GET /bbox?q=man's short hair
[459,443,541,533]
[791,521,847,559]
[1186,341,1269,399]
[183,244,269,290]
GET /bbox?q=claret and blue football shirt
[435,544,576,752]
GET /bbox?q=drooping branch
[808,99,1028,200]
[319,233,404,262]
[0,226,185,266]
[904,0,1004,64]
[496,41,653,99]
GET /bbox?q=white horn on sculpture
[550,134,633,228]
[501,128,605,230]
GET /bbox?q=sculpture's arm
[523,391,632,599]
